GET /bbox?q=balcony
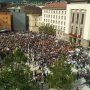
[69,33,81,38]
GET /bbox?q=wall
[65,3,90,41]
[42,9,66,39]
[0,12,12,31]
[27,14,39,32]
[12,12,26,32]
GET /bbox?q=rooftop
[71,0,87,2]
[21,5,42,15]
[0,3,14,12]
[67,0,90,3]
[42,2,67,9]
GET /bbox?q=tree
[0,48,37,90]
[39,24,56,36]
[47,54,76,90]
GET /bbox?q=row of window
[53,25,65,30]
[0,20,8,24]
[70,26,83,36]
[3,17,8,19]
[44,22,65,30]
[44,19,66,26]
[57,30,65,35]
[43,10,66,14]
[44,14,66,20]
[72,12,85,24]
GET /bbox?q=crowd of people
[0,31,73,89]
[67,48,90,88]
[0,31,90,89]
[0,32,73,63]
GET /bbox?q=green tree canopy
[47,54,76,90]
[0,48,37,90]
[39,24,56,35]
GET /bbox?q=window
[51,15,52,18]
[59,11,60,14]
[64,16,66,20]
[61,27,62,30]
[78,40,81,44]
[46,19,47,22]
[58,26,59,29]
[62,11,63,14]
[53,15,55,18]
[81,14,84,24]
[61,21,63,25]
[51,20,52,23]
[62,16,63,19]
[5,21,7,23]
[58,21,60,24]
[53,20,55,23]
[6,17,8,19]
[75,27,78,34]
[49,15,50,18]
[65,11,66,14]
[64,27,65,31]
[76,13,79,24]
[89,42,90,47]
[56,15,57,19]
[35,23,37,26]
[64,22,65,25]
[72,13,74,23]
[71,26,73,33]
[80,28,82,36]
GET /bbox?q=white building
[37,16,42,27]
[65,0,90,47]
[42,2,67,39]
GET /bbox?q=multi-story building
[22,6,42,32]
[37,16,42,27]
[12,12,26,32]
[65,0,90,47]
[0,11,12,31]
[42,2,67,39]
[8,6,26,32]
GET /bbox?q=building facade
[37,16,42,27]
[0,11,12,31]
[8,6,26,32]
[22,6,42,32]
[65,0,90,47]
[27,14,39,32]
[42,2,67,39]
[12,12,26,32]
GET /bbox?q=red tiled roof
[71,0,86,1]
[42,2,67,9]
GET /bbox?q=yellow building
[22,5,42,32]
[0,11,12,31]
